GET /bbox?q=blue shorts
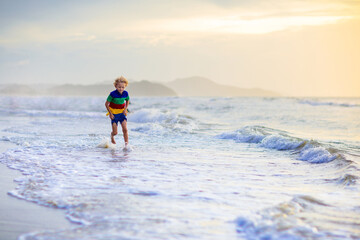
[111,113,127,125]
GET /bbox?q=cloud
[137,15,352,35]
[70,33,97,41]
[0,59,30,69]
[130,0,358,36]
[0,0,358,48]
[15,60,30,66]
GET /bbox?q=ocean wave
[216,126,342,164]
[0,96,106,118]
[330,174,359,186]
[129,109,171,123]
[2,109,105,119]
[297,99,360,108]
[235,195,360,240]
[0,96,105,112]
[128,109,198,133]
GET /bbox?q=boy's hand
[109,113,114,119]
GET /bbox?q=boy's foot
[111,134,116,144]
[123,143,132,152]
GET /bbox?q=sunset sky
[0,0,359,96]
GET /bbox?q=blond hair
[114,76,129,87]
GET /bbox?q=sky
[0,0,359,97]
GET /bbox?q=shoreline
[0,141,72,240]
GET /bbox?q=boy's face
[116,83,126,94]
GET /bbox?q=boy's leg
[111,122,118,144]
[121,120,128,145]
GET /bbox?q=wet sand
[0,141,72,240]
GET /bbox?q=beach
[0,96,359,239]
[0,138,72,239]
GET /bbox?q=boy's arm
[124,100,129,115]
[105,101,114,119]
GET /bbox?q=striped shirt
[106,90,130,115]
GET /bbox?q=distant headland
[0,76,279,97]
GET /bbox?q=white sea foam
[21,109,105,118]
[123,144,133,152]
[298,146,337,164]
[217,126,266,143]
[217,126,340,164]
[235,195,359,240]
[128,108,198,133]
[297,98,360,108]
[129,108,195,125]
[97,137,117,150]
[128,109,168,123]
[0,96,105,112]
[260,135,304,150]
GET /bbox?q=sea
[0,96,359,240]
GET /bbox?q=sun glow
[150,15,352,35]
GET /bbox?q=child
[105,76,130,145]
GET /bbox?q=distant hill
[0,84,38,95]
[165,76,279,97]
[49,84,112,96]
[49,81,177,96]
[0,77,278,97]
[127,80,177,96]
[0,81,177,97]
